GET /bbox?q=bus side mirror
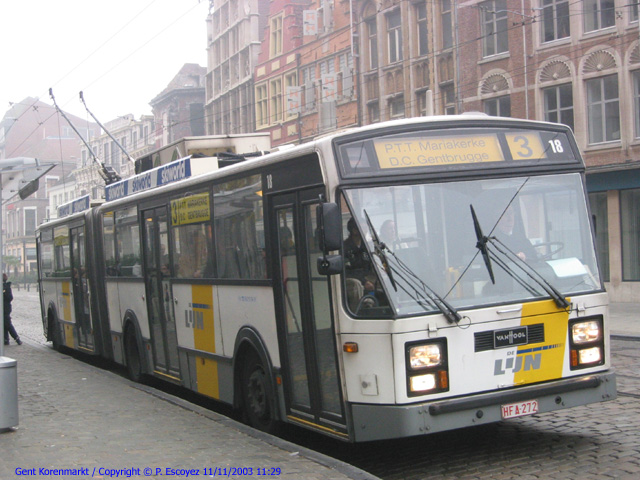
[316,202,343,276]
[317,255,343,275]
[317,202,342,252]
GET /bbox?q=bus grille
[474,324,545,352]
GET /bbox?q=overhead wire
[195,0,639,135]
[7,0,638,156]
[4,1,203,159]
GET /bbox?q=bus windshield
[343,172,601,317]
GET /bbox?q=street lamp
[0,157,55,431]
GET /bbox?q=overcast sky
[0,0,209,122]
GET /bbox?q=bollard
[0,357,19,430]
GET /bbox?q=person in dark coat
[3,273,21,346]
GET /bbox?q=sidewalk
[0,342,374,480]
[609,302,640,339]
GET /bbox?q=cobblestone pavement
[4,290,640,479]
[1,290,374,480]
[284,338,640,480]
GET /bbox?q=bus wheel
[124,329,143,383]
[48,313,61,351]
[241,352,278,434]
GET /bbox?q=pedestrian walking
[3,273,22,345]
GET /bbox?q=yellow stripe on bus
[64,324,75,348]
[514,298,570,385]
[61,281,72,322]
[192,285,219,399]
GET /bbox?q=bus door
[70,226,94,352]
[271,188,346,434]
[142,207,180,379]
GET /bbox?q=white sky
[0,0,209,122]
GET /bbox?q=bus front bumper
[350,371,616,442]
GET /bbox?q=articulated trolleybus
[37,115,616,442]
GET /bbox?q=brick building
[0,98,99,278]
[150,63,207,148]
[203,0,640,300]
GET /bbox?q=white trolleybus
[37,115,616,442]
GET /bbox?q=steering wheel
[354,294,379,315]
[534,241,564,261]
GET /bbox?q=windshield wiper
[363,210,397,292]
[387,254,463,324]
[470,203,569,310]
[470,204,495,284]
[490,238,570,310]
[363,210,462,324]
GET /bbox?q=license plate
[501,399,539,419]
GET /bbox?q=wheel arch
[45,302,59,343]
[232,326,278,415]
[121,310,148,374]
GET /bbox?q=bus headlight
[569,317,604,370]
[409,344,442,369]
[572,320,601,344]
[406,340,449,396]
[410,374,436,392]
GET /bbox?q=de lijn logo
[494,353,541,375]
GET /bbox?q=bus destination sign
[374,132,552,170]
[374,134,504,169]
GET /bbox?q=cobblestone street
[5,289,640,479]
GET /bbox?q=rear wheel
[241,352,278,434]
[124,328,143,383]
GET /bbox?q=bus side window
[213,175,266,280]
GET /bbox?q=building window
[270,14,283,58]
[543,84,574,130]
[621,188,640,281]
[632,0,639,22]
[255,83,268,127]
[366,18,378,70]
[387,10,403,64]
[24,208,37,237]
[442,85,456,115]
[588,192,609,282]
[417,91,428,116]
[586,75,620,144]
[634,71,640,139]
[481,0,508,57]
[285,72,299,120]
[302,66,317,113]
[416,3,428,57]
[541,0,570,42]
[442,0,453,49]
[270,78,283,124]
[583,0,615,33]
[368,102,380,123]
[484,95,511,116]
[338,53,354,99]
[389,96,405,118]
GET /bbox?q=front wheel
[241,352,279,434]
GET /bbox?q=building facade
[206,0,267,135]
[253,0,358,146]
[0,98,98,278]
[150,63,207,148]
[77,114,156,202]
[449,0,640,301]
